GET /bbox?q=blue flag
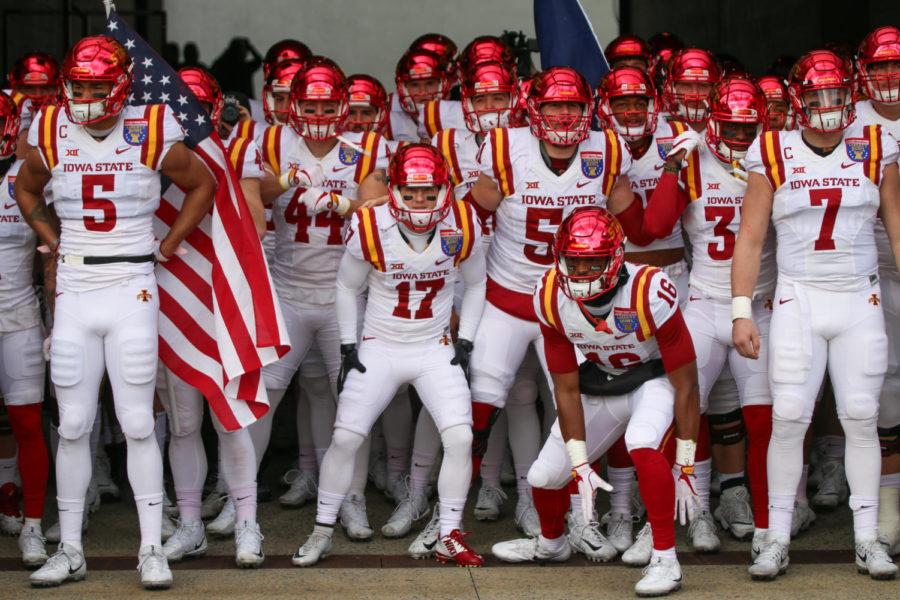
[534,0,610,87]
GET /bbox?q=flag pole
[103,0,116,18]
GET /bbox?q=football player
[605,35,654,72]
[15,35,216,589]
[757,75,794,131]
[388,48,451,143]
[733,49,900,580]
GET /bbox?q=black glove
[450,338,474,378]
[338,343,366,393]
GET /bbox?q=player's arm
[258,169,284,205]
[335,250,371,345]
[159,142,217,258]
[353,169,390,211]
[731,172,774,359]
[456,242,487,343]
[468,173,503,212]
[14,148,58,249]
[239,177,266,238]
[878,162,900,270]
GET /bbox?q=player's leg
[877,276,900,553]
[474,410,509,520]
[380,387,413,502]
[505,348,542,537]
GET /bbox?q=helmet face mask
[289,57,348,141]
[460,61,520,133]
[788,50,855,133]
[553,207,625,302]
[263,58,305,125]
[387,144,453,233]
[527,67,593,146]
[395,49,451,116]
[61,36,132,126]
[857,26,900,105]
[663,49,721,124]
[597,67,659,141]
[346,74,388,133]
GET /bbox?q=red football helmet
[387,143,453,233]
[263,39,312,80]
[60,35,132,125]
[663,48,721,123]
[553,206,625,301]
[289,56,348,141]
[178,67,223,126]
[596,66,658,141]
[409,33,458,65]
[605,35,653,72]
[787,49,855,132]
[345,74,388,133]
[263,58,305,125]
[757,75,794,130]
[648,31,685,57]
[458,36,515,72]
[0,92,21,159]
[705,76,766,163]
[460,60,522,133]
[8,52,60,109]
[395,49,452,116]
[527,67,593,146]
[857,26,900,105]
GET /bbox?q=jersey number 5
[82,174,117,232]
[524,207,562,265]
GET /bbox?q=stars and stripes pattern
[106,9,290,430]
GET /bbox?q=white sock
[479,411,508,489]
[539,534,566,552]
[439,497,466,537]
[651,546,677,560]
[693,458,712,511]
[796,464,810,505]
[134,492,163,548]
[607,466,634,515]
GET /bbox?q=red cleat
[435,529,484,567]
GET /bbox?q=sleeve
[601,129,632,197]
[642,171,690,239]
[476,128,515,197]
[654,308,696,373]
[342,212,367,261]
[260,125,283,175]
[25,108,41,149]
[540,321,579,373]
[335,251,372,344]
[156,104,186,167]
[745,131,786,190]
[744,136,765,178]
[879,128,899,173]
[373,133,391,170]
[457,241,487,342]
[236,138,266,180]
[645,269,680,334]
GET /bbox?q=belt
[60,254,156,265]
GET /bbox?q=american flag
[105,7,290,430]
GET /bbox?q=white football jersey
[0,160,38,320]
[855,100,900,279]
[681,143,776,299]
[386,93,420,143]
[625,119,691,253]
[345,200,481,343]
[745,126,898,291]
[261,126,389,306]
[478,126,632,294]
[4,90,33,135]
[27,103,183,292]
[534,262,678,376]
[417,99,466,140]
[225,119,265,149]
[433,127,495,241]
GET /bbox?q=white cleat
[235,520,265,568]
[30,542,86,587]
[161,515,176,542]
[0,512,22,536]
[408,504,440,559]
[515,492,541,538]
[749,536,789,581]
[473,485,507,521]
[566,511,617,562]
[791,502,816,538]
[207,496,236,537]
[138,545,173,590]
[18,523,48,568]
[635,555,683,597]
[623,523,653,567]
[714,485,755,540]
[812,460,848,510]
[279,470,318,508]
[688,510,720,553]
[45,512,89,544]
[163,520,207,561]
[340,492,374,541]
[492,536,571,563]
[382,492,429,538]
[855,537,897,580]
[292,529,332,567]
[384,472,409,504]
[603,511,635,553]
[751,529,766,561]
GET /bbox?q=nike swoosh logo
[689,296,701,301]
[840,162,857,169]
[362,336,375,341]
[115,146,131,155]
[614,334,629,340]
[654,163,665,171]
[413,463,428,468]
[332,165,350,173]
[148,501,162,506]
[779,298,793,305]
[423,540,437,550]
[55,292,63,297]
[450,508,461,512]
[3,202,16,209]
[582,540,603,551]
[435,258,450,266]
[575,180,593,188]
[236,495,251,501]
[69,562,84,574]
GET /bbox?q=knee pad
[118,408,156,440]
[120,336,158,385]
[50,339,84,388]
[527,458,568,490]
[440,424,473,454]
[772,393,808,423]
[878,424,900,457]
[57,405,96,441]
[624,421,665,452]
[843,393,879,421]
[331,427,366,454]
[708,409,746,446]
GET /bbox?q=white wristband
[278,169,294,191]
[675,438,696,467]
[565,439,589,468]
[731,295,752,322]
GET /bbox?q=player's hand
[666,128,703,163]
[450,338,474,378]
[154,239,188,263]
[359,194,389,209]
[572,462,613,523]
[673,464,699,525]
[732,318,760,359]
[313,191,351,216]
[338,343,366,393]
[278,164,325,190]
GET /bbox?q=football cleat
[18,522,48,568]
[603,511,635,553]
[492,536,571,563]
[340,492,374,541]
[855,537,897,580]
[163,520,207,561]
[279,470,318,508]
[382,492,429,538]
[635,555,683,597]
[292,529,332,567]
[161,515,176,542]
[791,502,817,538]
[714,485,755,540]
[435,529,484,567]
[234,520,265,568]
[385,472,410,504]
[688,510,721,553]
[138,545,172,590]
[474,485,507,521]
[206,496,236,537]
[0,482,23,535]
[567,510,617,562]
[409,504,441,559]
[750,528,766,561]
[201,485,228,519]
[812,460,849,510]
[514,492,541,538]
[623,523,653,567]
[749,535,789,581]
[30,542,86,587]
